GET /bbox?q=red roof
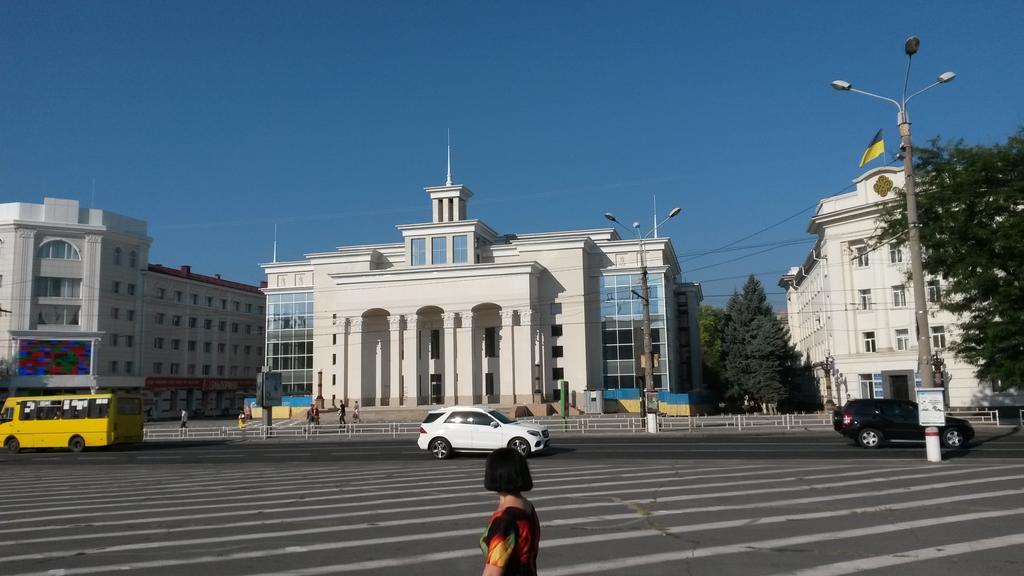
[147,264,265,295]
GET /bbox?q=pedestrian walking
[352,401,361,424]
[179,409,189,436]
[480,448,540,576]
[338,402,347,426]
[313,405,321,426]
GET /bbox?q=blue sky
[2,1,1021,308]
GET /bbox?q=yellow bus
[0,393,144,453]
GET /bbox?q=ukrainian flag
[859,129,885,167]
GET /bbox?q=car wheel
[857,428,884,449]
[68,435,85,453]
[941,427,966,449]
[429,437,452,460]
[4,436,19,454]
[508,437,531,456]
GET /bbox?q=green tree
[721,276,792,410]
[879,130,1024,390]
[699,304,726,394]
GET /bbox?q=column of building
[500,309,516,404]
[345,318,361,403]
[388,315,402,406]
[455,311,474,404]
[402,316,419,405]
[514,308,537,402]
[442,312,458,404]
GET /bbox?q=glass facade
[453,235,468,264]
[266,292,314,395]
[600,274,669,390]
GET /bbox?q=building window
[221,299,227,310]
[189,317,197,328]
[245,324,252,335]
[112,281,121,294]
[111,334,119,346]
[155,312,165,324]
[170,363,180,375]
[858,289,872,310]
[127,309,135,321]
[484,327,497,358]
[219,320,226,332]
[207,296,214,307]
[175,290,183,303]
[188,340,197,351]
[129,250,137,268]
[600,273,669,390]
[113,247,122,265]
[217,343,226,353]
[889,245,903,264]
[204,319,212,330]
[859,374,873,399]
[485,373,495,395]
[124,335,133,347]
[231,322,239,333]
[232,344,238,355]
[204,342,212,353]
[453,235,468,264]
[266,291,315,395]
[35,305,80,326]
[191,293,199,305]
[862,331,877,353]
[202,364,211,376]
[552,367,564,381]
[153,362,163,375]
[188,364,196,375]
[172,339,181,350]
[110,361,119,374]
[855,247,869,268]
[38,240,81,260]
[234,301,240,311]
[332,353,337,366]
[127,283,136,296]
[332,334,337,346]
[246,303,254,313]
[927,280,942,303]
[411,238,426,266]
[895,328,910,351]
[172,315,182,327]
[551,345,564,358]
[111,307,120,320]
[154,337,164,349]
[36,277,82,298]
[892,286,907,308]
[931,325,947,349]
[431,237,447,265]
[430,329,441,360]
[244,345,252,355]
[157,287,166,299]
[217,365,225,376]
[125,361,133,374]
[551,324,563,338]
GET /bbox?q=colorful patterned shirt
[480,505,540,575]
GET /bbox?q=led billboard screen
[18,339,92,375]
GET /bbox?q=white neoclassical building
[780,167,1023,409]
[262,179,702,408]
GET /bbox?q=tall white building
[780,167,1023,408]
[0,198,268,416]
[0,198,150,392]
[261,178,702,408]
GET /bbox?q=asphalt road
[2,428,1023,575]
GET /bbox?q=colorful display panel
[17,339,92,375]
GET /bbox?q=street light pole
[832,36,956,462]
[605,208,681,432]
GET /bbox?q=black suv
[832,399,974,449]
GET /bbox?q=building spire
[273,223,278,263]
[446,129,453,186]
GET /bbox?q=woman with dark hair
[480,448,540,576]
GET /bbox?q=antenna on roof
[273,223,278,263]
[91,178,96,209]
[653,194,658,239]
[446,129,453,186]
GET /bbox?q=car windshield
[489,410,516,424]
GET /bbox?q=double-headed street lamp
[832,36,955,462]
[604,207,682,429]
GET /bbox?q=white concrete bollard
[646,413,658,434]
[925,427,942,463]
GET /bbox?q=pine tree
[721,276,791,411]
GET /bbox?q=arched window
[38,240,81,261]
[129,250,138,268]
[114,247,122,265]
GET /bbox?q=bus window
[63,399,88,419]
[88,398,109,419]
[20,401,36,421]
[37,400,62,420]
[118,397,142,416]
[0,407,13,424]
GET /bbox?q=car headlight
[527,430,541,437]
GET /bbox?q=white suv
[417,406,550,460]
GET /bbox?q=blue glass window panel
[411,238,426,266]
[453,235,468,264]
[431,237,447,264]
